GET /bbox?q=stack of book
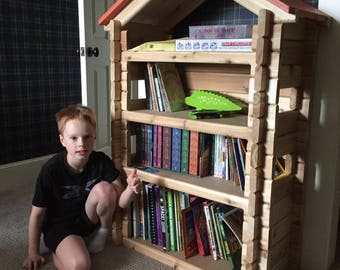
[176,24,253,52]
[135,124,247,191]
[131,185,243,269]
[146,62,188,112]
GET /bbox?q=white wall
[301,1,340,269]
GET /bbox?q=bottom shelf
[122,237,233,270]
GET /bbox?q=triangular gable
[98,0,331,27]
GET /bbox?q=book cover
[181,129,190,174]
[181,206,198,259]
[162,127,172,169]
[218,211,242,270]
[174,191,183,251]
[132,195,141,238]
[155,63,188,112]
[167,189,176,251]
[171,128,182,172]
[209,202,225,260]
[198,133,213,177]
[227,137,239,186]
[189,24,252,39]
[191,199,210,256]
[152,64,165,112]
[189,131,199,175]
[156,126,163,167]
[221,208,243,246]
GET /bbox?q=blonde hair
[55,104,96,134]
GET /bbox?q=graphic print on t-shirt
[62,177,100,199]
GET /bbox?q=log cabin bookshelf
[99,1,330,269]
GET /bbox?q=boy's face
[59,118,96,167]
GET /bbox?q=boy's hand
[22,254,45,270]
[127,169,141,194]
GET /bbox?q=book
[154,185,163,246]
[167,189,176,251]
[189,24,252,39]
[203,201,218,260]
[160,187,170,251]
[191,198,210,256]
[142,183,149,240]
[155,63,188,112]
[146,63,159,111]
[156,126,163,167]
[176,39,252,52]
[152,125,158,167]
[220,208,243,246]
[181,206,198,259]
[171,128,182,172]
[198,133,213,177]
[232,138,245,191]
[174,191,183,251]
[146,184,157,245]
[132,195,141,238]
[188,131,199,175]
[180,129,190,174]
[162,127,172,169]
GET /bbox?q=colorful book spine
[203,202,218,260]
[147,125,153,166]
[152,125,158,167]
[156,126,163,167]
[160,187,170,251]
[181,206,198,259]
[198,133,212,177]
[189,131,199,175]
[162,127,172,169]
[181,129,190,174]
[167,189,176,251]
[171,128,182,172]
[146,184,157,245]
[154,185,162,246]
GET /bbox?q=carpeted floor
[0,175,172,270]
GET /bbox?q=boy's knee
[67,256,91,270]
[93,181,118,203]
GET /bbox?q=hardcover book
[155,63,188,112]
[146,183,157,245]
[189,131,199,175]
[181,206,198,259]
[171,128,182,172]
[162,127,172,169]
[160,187,170,251]
[191,198,210,256]
[198,133,213,177]
[167,189,176,251]
[181,129,190,174]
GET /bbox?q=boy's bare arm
[22,206,46,269]
[113,169,141,208]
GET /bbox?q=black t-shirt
[32,150,120,230]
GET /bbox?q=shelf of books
[124,167,248,211]
[122,110,251,140]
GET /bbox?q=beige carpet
[0,175,172,270]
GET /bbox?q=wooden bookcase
[100,1,330,269]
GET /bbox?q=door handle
[87,47,99,57]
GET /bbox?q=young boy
[22,104,141,270]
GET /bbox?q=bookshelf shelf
[124,167,248,211]
[122,109,251,140]
[122,237,232,270]
[122,51,256,65]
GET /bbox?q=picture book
[181,206,198,259]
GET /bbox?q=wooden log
[244,167,264,196]
[261,195,292,227]
[262,176,292,204]
[110,40,121,62]
[105,20,121,41]
[261,215,291,249]
[111,61,121,81]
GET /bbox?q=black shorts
[43,209,99,253]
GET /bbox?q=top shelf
[122,51,256,65]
